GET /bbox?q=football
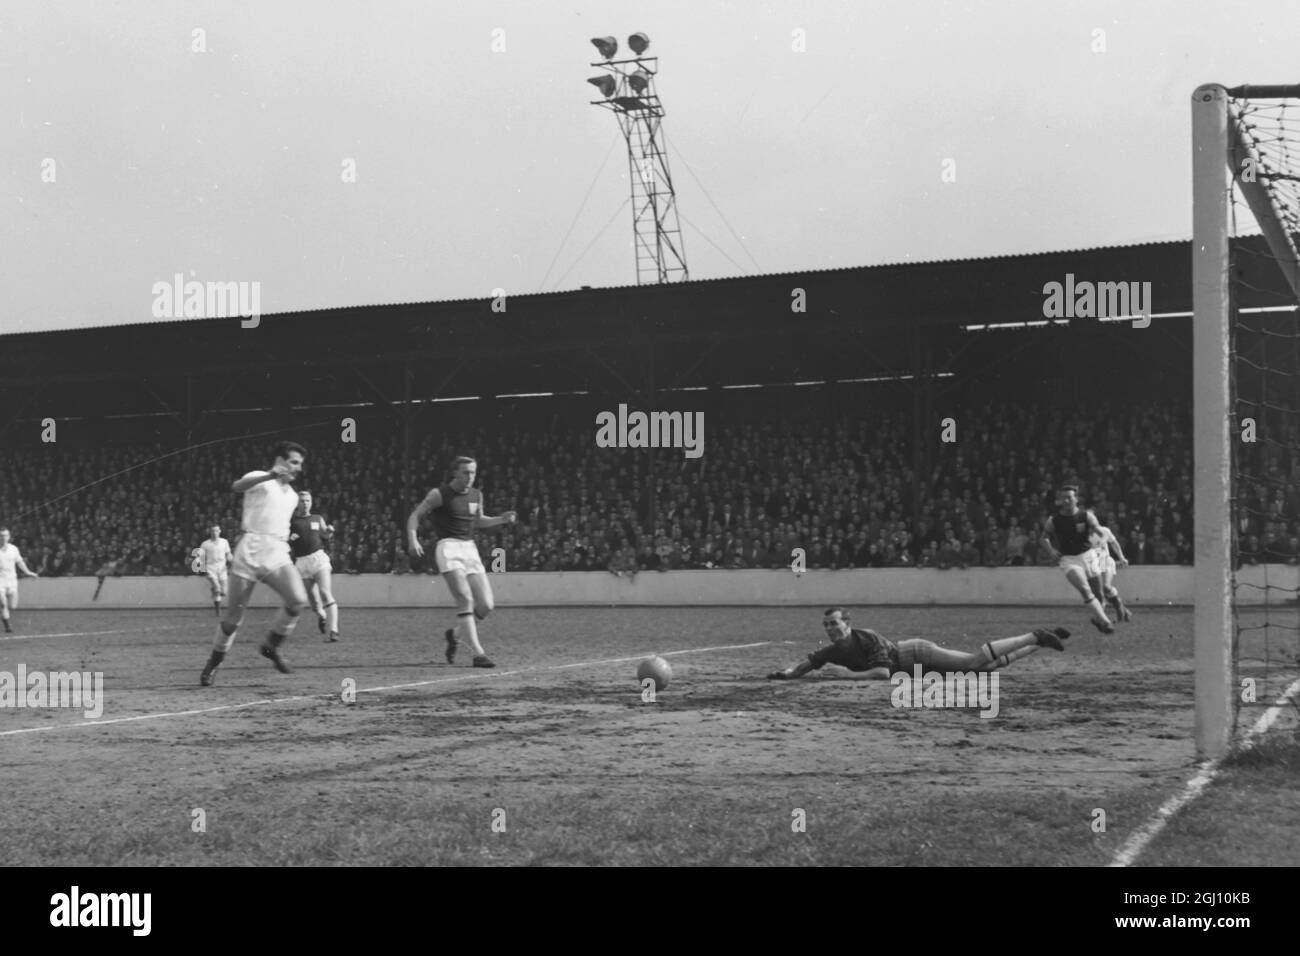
[636,655,672,691]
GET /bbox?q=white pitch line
[0,625,192,642]
[544,640,772,673]
[0,639,775,738]
[1108,676,1300,867]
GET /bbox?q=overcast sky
[1,0,1292,334]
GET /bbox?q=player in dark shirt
[290,490,339,642]
[406,455,517,668]
[92,555,125,601]
[1041,485,1115,634]
[766,607,1069,680]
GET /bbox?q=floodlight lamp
[629,70,650,94]
[628,32,650,55]
[591,36,618,59]
[587,75,617,98]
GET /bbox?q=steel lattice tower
[588,36,689,285]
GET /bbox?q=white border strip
[0,640,772,738]
[1109,676,1300,866]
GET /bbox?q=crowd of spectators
[2,399,1297,577]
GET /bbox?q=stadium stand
[5,396,1289,576]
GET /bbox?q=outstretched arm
[768,659,891,681]
[16,556,38,578]
[768,659,817,680]
[474,497,518,529]
[1103,526,1129,566]
[232,465,288,493]
[840,666,892,680]
[406,488,442,556]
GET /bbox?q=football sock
[1085,595,1111,624]
[214,620,238,652]
[324,601,339,633]
[978,632,1038,665]
[983,645,1039,670]
[456,611,484,656]
[269,605,300,639]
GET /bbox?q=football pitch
[1,604,1296,866]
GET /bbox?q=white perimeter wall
[12,566,1296,608]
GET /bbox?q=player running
[0,528,40,635]
[290,490,340,643]
[92,555,125,601]
[1041,485,1115,634]
[197,525,233,616]
[406,455,516,668]
[766,607,1069,680]
[199,441,312,686]
[1085,523,1132,623]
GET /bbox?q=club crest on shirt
[469,502,479,515]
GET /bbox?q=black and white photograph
[1,0,1297,907]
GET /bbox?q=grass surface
[0,603,1295,865]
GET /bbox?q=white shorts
[295,550,332,581]
[1059,553,1089,575]
[230,533,293,583]
[435,538,485,576]
[0,583,16,609]
[1083,550,1116,577]
[205,568,229,595]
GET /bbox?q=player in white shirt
[200,441,312,686]
[1085,523,1133,623]
[196,526,233,616]
[0,528,40,634]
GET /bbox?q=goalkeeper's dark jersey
[807,628,897,673]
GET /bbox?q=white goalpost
[1191,83,1300,759]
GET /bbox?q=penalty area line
[354,640,774,690]
[0,639,775,738]
[1108,675,1300,867]
[0,625,193,642]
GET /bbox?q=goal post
[1191,84,1233,760]
[1191,83,1300,759]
